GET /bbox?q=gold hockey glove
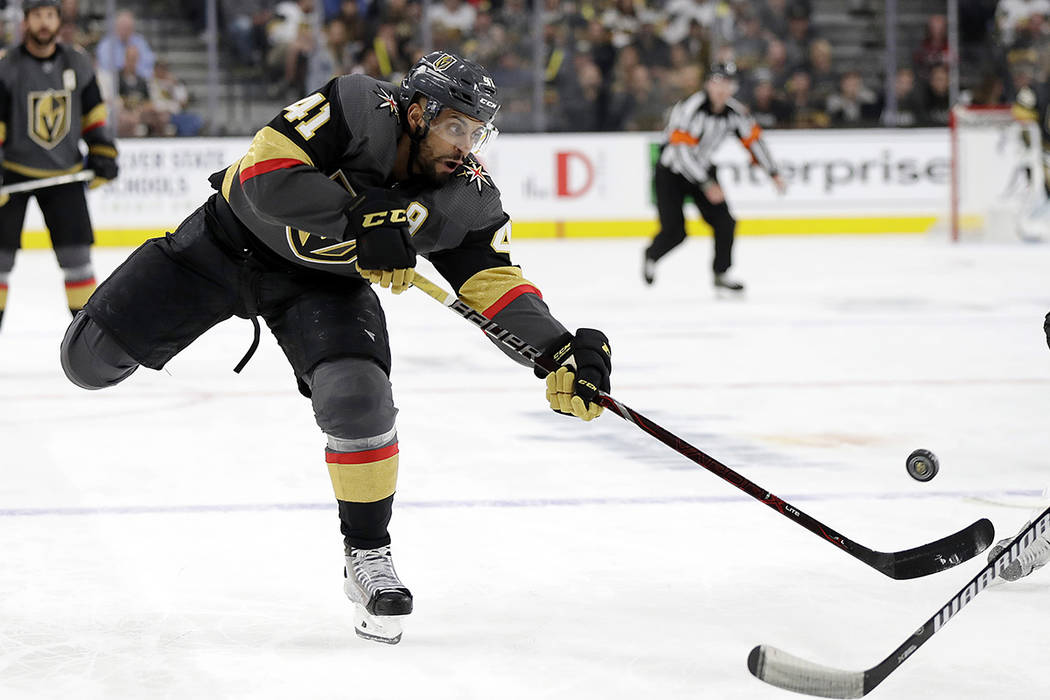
[541,329,612,421]
[349,189,416,294]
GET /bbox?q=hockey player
[986,318,1050,582]
[59,52,612,644]
[1011,81,1050,239]
[0,0,118,329]
[642,62,785,293]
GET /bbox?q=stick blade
[748,645,866,699]
[883,518,995,579]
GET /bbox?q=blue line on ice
[0,489,1041,517]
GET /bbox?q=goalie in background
[58,52,612,645]
[1010,79,1050,240]
[0,0,118,330]
[642,61,785,293]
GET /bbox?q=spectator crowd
[0,0,1044,136]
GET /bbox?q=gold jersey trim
[458,266,538,312]
[241,125,315,174]
[2,160,83,178]
[327,455,399,503]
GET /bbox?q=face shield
[427,109,499,156]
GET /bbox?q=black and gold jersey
[212,73,565,362]
[0,43,115,178]
[1013,84,1050,152]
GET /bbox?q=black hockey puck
[906,449,939,482]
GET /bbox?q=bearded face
[25,7,61,49]
[410,108,488,187]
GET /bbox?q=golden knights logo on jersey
[286,169,359,264]
[27,88,71,149]
[286,228,358,265]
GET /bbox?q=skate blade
[353,605,403,645]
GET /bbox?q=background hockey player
[1009,81,1050,239]
[642,62,785,293]
[0,0,118,329]
[984,315,1050,582]
[59,52,612,645]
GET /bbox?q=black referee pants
[646,163,736,275]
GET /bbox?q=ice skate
[642,254,656,285]
[714,273,745,294]
[987,525,1050,582]
[344,545,413,644]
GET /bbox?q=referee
[643,62,784,292]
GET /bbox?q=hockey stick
[0,170,95,195]
[748,506,1050,697]
[409,272,993,580]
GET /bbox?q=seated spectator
[602,0,644,49]
[747,68,792,128]
[551,54,604,132]
[758,0,791,41]
[733,11,768,71]
[913,14,950,81]
[632,16,672,70]
[996,0,1050,46]
[147,60,202,136]
[784,69,829,127]
[826,71,881,126]
[882,67,925,127]
[96,10,155,80]
[221,0,269,68]
[800,38,838,106]
[761,38,792,89]
[429,0,476,39]
[665,43,703,101]
[618,64,669,131]
[919,63,951,125]
[663,0,733,46]
[58,0,100,48]
[266,0,317,82]
[783,2,817,68]
[283,22,318,98]
[309,18,355,88]
[117,44,151,137]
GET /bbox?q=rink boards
[20,128,950,248]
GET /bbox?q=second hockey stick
[748,506,1050,697]
[0,169,95,195]
[409,272,993,580]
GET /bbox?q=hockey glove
[349,189,416,295]
[540,329,612,421]
[1044,311,1050,350]
[86,151,119,189]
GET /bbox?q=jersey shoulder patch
[431,155,505,233]
[336,74,402,128]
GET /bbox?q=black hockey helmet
[23,0,62,15]
[399,51,500,154]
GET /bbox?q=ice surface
[1,234,1048,699]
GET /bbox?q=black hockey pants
[646,163,736,274]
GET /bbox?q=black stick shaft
[409,272,988,579]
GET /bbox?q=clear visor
[429,117,499,156]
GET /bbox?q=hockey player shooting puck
[906,449,939,482]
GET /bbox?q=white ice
[1,233,1048,700]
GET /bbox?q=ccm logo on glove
[362,209,408,228]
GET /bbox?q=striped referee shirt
[659,91,778,186]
